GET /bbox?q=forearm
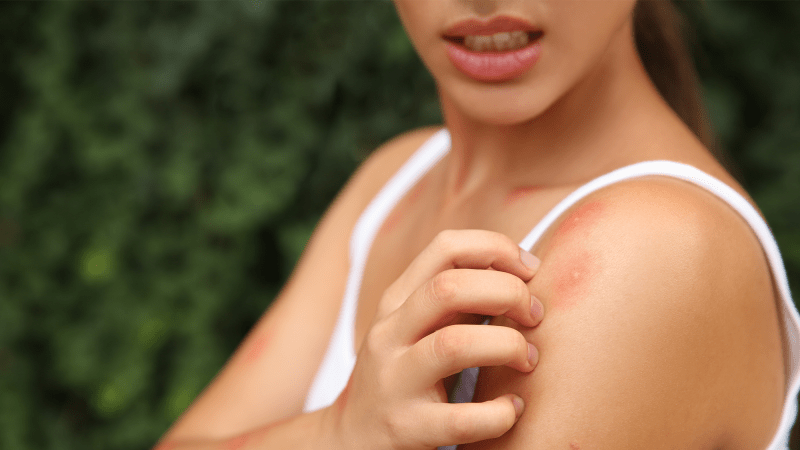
[156,407,340,450]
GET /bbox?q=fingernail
[527,343,538,369]
[511,395,525,417]
[531,295,544,324]
[519,248,540,272]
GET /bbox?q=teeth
[463,30,529,52]
[465,35,493,52]
[493,32,512,51]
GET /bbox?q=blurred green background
[0,1,797,449]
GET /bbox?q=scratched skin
[543,200,607,311]
[504,185,542,206]
[242,330,272,364]
[551,200,606,243]
[380,176,428,235]
[462,200,609,449]
[549,249,600,310]
[223,434,250,450]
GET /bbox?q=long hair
[633,1,725,164]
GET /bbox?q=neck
[437,21,675,204]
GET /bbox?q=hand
[323,230,544,450]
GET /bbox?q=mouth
[440,16,544,82]
[441,15,544,53]
[443,31,544,53]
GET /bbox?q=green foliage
[0,1,797,449]
[0,2,438,449]
[686,3,800,340]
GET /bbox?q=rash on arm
[469,181,784,449]
[543,200,608,311]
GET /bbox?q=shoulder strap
[516,159,799,450]
[304,128,450,412]
[349,129,451,265]
[344,129,451,348]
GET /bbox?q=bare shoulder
[471,178,785,450]
[275,124,443,303]
[348,126,443,200]
[161,126,443,442]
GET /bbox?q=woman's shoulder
[348,126,443,201]
[312,125,443,240]
[480,173,786,449]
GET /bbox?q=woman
[157,0,799,449]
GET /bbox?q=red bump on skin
[380,208,403,235]
[243,330,271,364]
[570,443,581,450]
[407,177,428,204]
[551,249,600,310]
[504,185,541,206]
[223,435,249,450]
[553,200,606,242]
[379,177,427,235]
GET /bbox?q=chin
[467,105,543,126]
[440,81,553,127]
[437,71,558,126]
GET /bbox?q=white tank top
[303,128,800,449]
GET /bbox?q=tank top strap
[344,128,450,349]
[515,160,799,450]
[446,159,800,450]
[350,129,451,268]
[303,128,450,412]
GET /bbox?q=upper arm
[162,126,443,442]
[466,178,785,450]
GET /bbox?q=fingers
[421,394,524,447]
[389,268,544,344]
[405,324,537,386]
[380,230,540,318]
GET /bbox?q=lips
[441,15,543,82]
[442,15,541,37]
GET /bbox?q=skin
[380,176,428,235]
[335,378,351,412]
[157,0,786,449]
[469,180,783,449]
[550,201,607,244]
[242,330,271,364]
[549,248,600,310]
[503,185,542,206]
[542,201,607,310]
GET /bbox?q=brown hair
[633,1,725,163]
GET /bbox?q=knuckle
[446,408,475,442]
[493,231,517,249]
[365,321,390,356]
[383,410,410,446]
[430,271,459,305]
[493,274,527,309]
[381,415,400,446]
[514,332,529,360]
[377,285,402,319]
[513,277,531,304]
[432,327,463,364]
[481,230,515,253]
[432,229,458,253]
